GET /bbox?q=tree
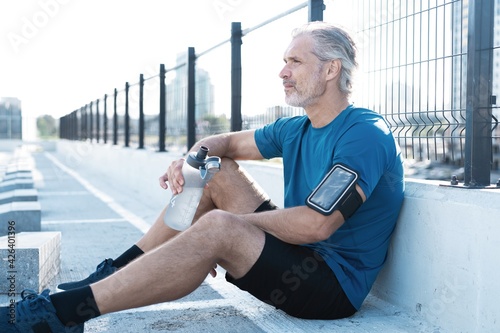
[37,114,58,138]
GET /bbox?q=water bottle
[164,146,221,231]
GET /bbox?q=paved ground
[1,144,440,332]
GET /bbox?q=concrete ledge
[0,232,61,294]
[0,178,34,192]
[0,189,38,205]
[1,170,33,181]
[0,202,41,235]
[372,179,500,333]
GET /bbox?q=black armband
[305,164,363,219]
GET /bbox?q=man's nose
[279,66,290,79]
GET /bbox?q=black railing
[59,0,499,187]
[60,1,320,149]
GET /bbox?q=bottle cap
[186,146,210,169]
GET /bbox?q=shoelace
[15,289,50,322]
[91,259,113,279]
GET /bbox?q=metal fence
[344,0,499,186]
[59,0,499,186]
[59,2,314,152]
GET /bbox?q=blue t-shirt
[254,105,405,309]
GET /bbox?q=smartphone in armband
[305,164,359,216]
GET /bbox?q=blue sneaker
[0,289,83,333]
[58,258,117,291]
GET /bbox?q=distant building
[165,52,214,135]
[0,97,22,139]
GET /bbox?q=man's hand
[158,158,186,194]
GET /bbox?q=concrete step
[0,178,34,192]
[0,189,38,205]
[1,170,33,182]
[0,201,41,235]
[0,231,61,294]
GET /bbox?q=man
[1,21,404,332]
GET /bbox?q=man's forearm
[239,206,345,245]
[188,133,232,158]
[188,130,263,161]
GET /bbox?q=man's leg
[121,157,269,253]
[59,158,270,291]
[94,158,270,313]
[93,209,266,314]
[47,159,271,322]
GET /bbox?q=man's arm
[188,129,263,161]
[240,185,366,245]
[159,130,263,194]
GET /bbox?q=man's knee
[193,209,234,231]
[212,157,240,180]
[192,210,255,241]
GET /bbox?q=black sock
[112,244,144,268]
[50,286,101,326]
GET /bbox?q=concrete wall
[54,140,499,332]
[372,179,500,333]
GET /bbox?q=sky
[0,0,352,139]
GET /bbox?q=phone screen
[306,165,358,215]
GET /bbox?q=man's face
[279,35,327,108]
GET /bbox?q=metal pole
[139,74,145,149]
[125,82,130,147]
[464,0,494,186]
[72,110,77,140]
[308,0,324,22]
[187,47,196,150]
[81,106,86,141]
[231,22,242,132]
[159,64,166,152]
[89,101,94,142]
[113,88,118,145]
[59,116,64,139]
[103,94,108,144]
[96,99,100,143]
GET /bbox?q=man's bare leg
[135,206,180,252]
[92,158,270,313]
[92,210,265,314]
[135,158,269,253]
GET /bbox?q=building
[0,97,22,139]
[165,52,215,136]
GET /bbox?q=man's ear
[326,59,342,80]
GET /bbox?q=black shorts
[226,200,356,319]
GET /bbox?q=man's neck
[305,96,350,128]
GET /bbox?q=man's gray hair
[292,22,358,96]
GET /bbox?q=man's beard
[284,68,325,108]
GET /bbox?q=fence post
[81,106,86,141]
[231,22,242,132]
[103,94,108,144]
[464,0,494,186]
[159,64,166,152]
[96,99,100,143]
[73,110,78,140]
[308,0,324,21]
[139,74,145,149]
[113,88,118,145]
[89,101,94,142]
[59,116,64,139]
[187,47,196,150]
[125,82,130,147]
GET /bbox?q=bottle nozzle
[196,146,209,160]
